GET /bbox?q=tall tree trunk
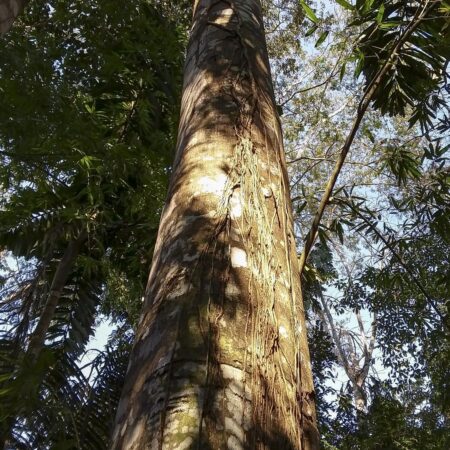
[111,1,319,449]
[0,0,28,34]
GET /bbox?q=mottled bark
[111,1,318,449]
[0,0,28,34]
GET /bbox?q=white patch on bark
[279,275,290,288]
[279,325,288,338]
[196,174,227,196]
[165,417,179,434]
[270,165,280,176]
[355,396,366,412]
[230,191,243,219]
[150,435,159,450]
[202,154,219,161]
[139,326,151,342]
[227,380,251,402]
[231,247,247,268]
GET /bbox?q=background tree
[0,0,185,446]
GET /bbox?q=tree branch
[298,0,433,275]
[26,230,88,362]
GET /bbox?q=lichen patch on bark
[230,247,247,268]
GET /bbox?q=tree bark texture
[0,0,28,34]
[111,1,319,449]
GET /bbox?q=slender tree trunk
[111,1,318,449]
[26,230,87,361]
[0,0,28,34]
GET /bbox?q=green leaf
[339,61,347,81]
[296,201,308,214]
[379,20,402,29]
[305,24,318,36]
[335,0,354,10]
[354,51,365,77]
[362,0,375,14]
[300,0,319,23]
[438,1,450,13]
[315,30,329,48]
[376,4,385,24]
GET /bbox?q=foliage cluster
[0,0,185,446]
